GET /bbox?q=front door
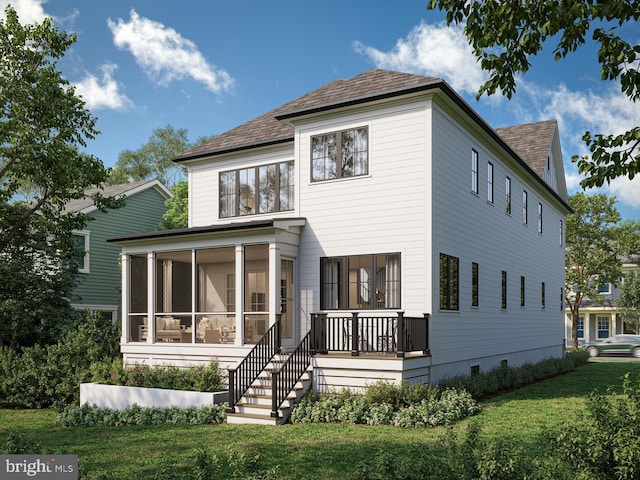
[280,259,295,347]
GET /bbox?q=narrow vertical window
[487,162,494,203]
[472,262,479,307]
[505,177,511,214]
[520,276,525,307]
[560,288,564,311]
[559,220,564,246]
[522,190,528,224]
[546,156,551,171]
[501,271,507,309]
[538,203,543,234]
[541,282,546,308]
[439,254,459,310]
[471,149,478,194]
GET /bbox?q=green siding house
[65,180,171,322]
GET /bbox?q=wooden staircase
[226,353,312,425]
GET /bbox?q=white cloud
[609,176,640,209]
[353,21,486,96]
[0,0,48,23]
[107,9,234,94]
[72,64,132,111]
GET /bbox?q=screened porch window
[320,253,400,310]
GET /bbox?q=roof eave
[172,136,293,163]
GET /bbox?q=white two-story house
[108,69,571,421]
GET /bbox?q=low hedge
[437,350,589,399]
[56,402,227,427]
[290,386,480,428]
[90,357,225,392]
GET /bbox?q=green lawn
[2,358,639,479]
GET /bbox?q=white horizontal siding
[296,101,432,323]
[430,103,566,370]
[189,145,295,227]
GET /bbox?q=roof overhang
[107,217,306,245]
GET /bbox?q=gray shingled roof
[496,120,557,177]
[173,69,440,161]
[63,179,158,213]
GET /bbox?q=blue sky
[2,0,639,219]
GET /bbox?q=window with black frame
[219,160,294,218]
[320,253,400,310]
[439,253,459,310]
[311,127,368,182]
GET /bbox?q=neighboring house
[66,179,171,322]
[108,69,571,422]
[565,259,640,344]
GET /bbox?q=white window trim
[73,230,90,274]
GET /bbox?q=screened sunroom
[109,219,305,353]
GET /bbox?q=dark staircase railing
[227,315,281,413]
[271,330,312,418]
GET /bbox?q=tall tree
[426,0,639,188]
[564,193,630,349]
[617,270,640,334]
[161,180,188,229]
[108,125,209,188]
[0,7,119,348]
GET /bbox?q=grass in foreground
[2,359,639,479]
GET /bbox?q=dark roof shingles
[496,120,557,177]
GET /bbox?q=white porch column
[147,252,155,344]
[121,253,129,345]
[269,242,278,328]
[235,245,244,345]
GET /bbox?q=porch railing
[271,330,312,418]
[227,315,282,413]
[310,312,430,357]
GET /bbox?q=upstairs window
[471,149,479,194]
[72,231,90,273]
[522,190,528,225]
[219,160,294,218]
[505,177,511,214]
[487,162,494,203]
[311,127,368,182]
[538,203,543,234]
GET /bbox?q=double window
[311,127,368,182]
[439,254,459,310]
[219,160,294,218]
[320,253,400,310]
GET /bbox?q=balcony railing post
[396,311,405,358]
[226,368,236,413]
[423,313,431,355]
[351,312,360,356]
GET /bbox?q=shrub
[0,311,120,409]
[290,387,479,428]
[90,357,225,392]
[552,372,640,480]
[56,403,226,427]
[438,350,589,399]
